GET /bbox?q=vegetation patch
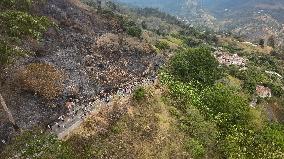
[132,87,147,102]
[0,0,53,65]
[170,47,222,86]
[1,130,73,159]
[160,45,284,158]
[155,40,170,50]
[17,63,64,100]
[67,87,190,159]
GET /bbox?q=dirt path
[50,77,157,140]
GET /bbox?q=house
[256,85,272,98]
[214,51,247,67]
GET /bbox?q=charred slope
[0,0,161,148]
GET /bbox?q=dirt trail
[51,77,157,140]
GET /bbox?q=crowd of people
[48,75,158,132]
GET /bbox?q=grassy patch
[132,87,147,102]
[67,87,190,159]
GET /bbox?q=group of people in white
[48,75,157,132]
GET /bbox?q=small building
[256,85,272,98]
[214,51,247,67]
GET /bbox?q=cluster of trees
[224,52,284,97]
[121,20,142,38]
[0,0,52,65]
[170,47,222,86]
[161,46,284,158]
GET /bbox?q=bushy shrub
[121,20,142,38]
[170,47,222,85]
[133,87,146,102]
[17,63,64,100]
[183,36,202,47]
[126,26,142,38]
[0,7,52,65]
[155,40,170,50]
[0,11,52,39]
[221,124,284,159]
[0,40,26,65]
[0,0,32,11]
[185,138,205,159]
[200,84,250,132]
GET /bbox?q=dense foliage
[155,40,170,50]
[161,45,284,158]
[0,11,51,39]
[132,87,147,102]
[170,47,222,85]
[0,0,32,11]
[0,0,52,65]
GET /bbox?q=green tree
[200,84,250,132]
[170,47,222,85]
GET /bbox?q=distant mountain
[115,0,284,48]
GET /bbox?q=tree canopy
[170,47,222,85]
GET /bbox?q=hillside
[0,0,161,150]
[0,0,284,159]
[116,0,284,48]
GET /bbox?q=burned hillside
[0,0,162,149]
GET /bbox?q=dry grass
[95,33,154,54]
[16,63,64,100]
[125,36,153,53]
[67,87,190,159]
[219,37,273,54]
[96,33,121,51]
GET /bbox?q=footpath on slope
[50,77,158,140]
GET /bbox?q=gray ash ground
[0,0,164,150]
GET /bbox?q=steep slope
[0,0,161,149]
[1,1,284,158]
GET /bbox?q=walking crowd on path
[48,75,158,134]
